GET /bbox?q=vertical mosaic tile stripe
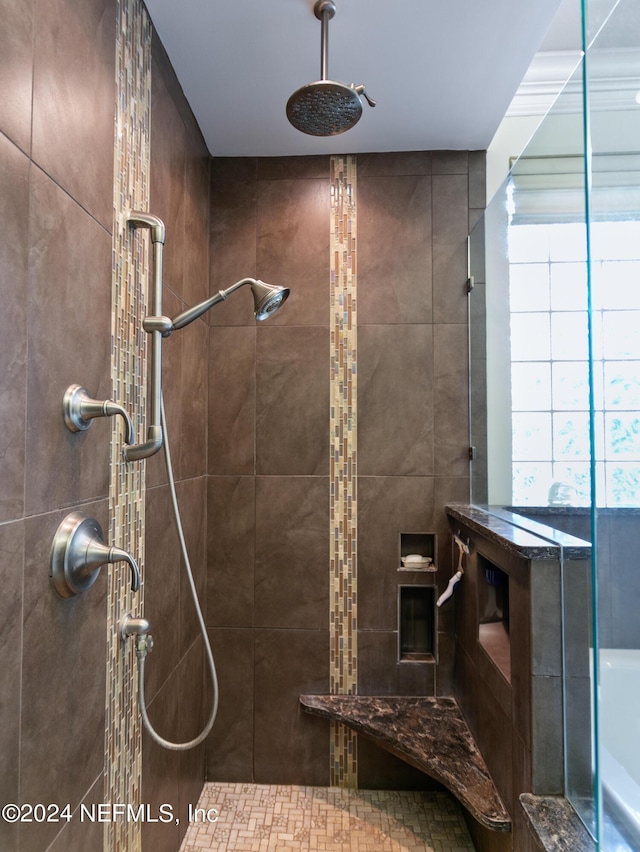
[106,2,151,850]
[329,155,358,788]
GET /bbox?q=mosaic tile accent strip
[105,2,151,851]
[329,155,358,788]
[179,782,474,851]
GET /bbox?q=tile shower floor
[179,782,474,851]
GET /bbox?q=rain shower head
[286,0,375,137]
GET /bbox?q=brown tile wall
[0,2,209,850]
[0,0,115,847]
[140,29,210,852]
[205,151,485,787]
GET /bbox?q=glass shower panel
[466,20,599,836]
[584,0,640,845]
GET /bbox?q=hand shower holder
[124,211,289,462]
[50,511,140,598]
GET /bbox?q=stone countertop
[520,794,595,851]
[299,694,511,834]
[446,504,591,561]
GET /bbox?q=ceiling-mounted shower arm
[124,211,166,462]
[315,0,336,81]
[287,0,375,136]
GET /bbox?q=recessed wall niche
[398,585,436,663]
[399,532,437,571]
[477,554,510,682]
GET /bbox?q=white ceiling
[144,0,568,157]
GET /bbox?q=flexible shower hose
[135,395,219,750]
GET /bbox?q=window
[508,219,640,507]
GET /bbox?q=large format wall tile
[433,323,470,476]
[144,484,182,701]
[183,133,211,311]
[209,326,256,475]
[141,638,206,852]
[254,628,329,785]
[205,627,255,781]
[356,151,432,177]
[0,0,34,154]
[256,177,330,327]
[358,324,434,476]
[25,167,111,516]
[0,134,29,521]
[141,668,182,852]
[178,638,207,833]
[255,476,329,629]
[358,175,432,325]
[256,326,329,476]
[432,173,470,326]
[20,503,107,851]
[150,53,187,299]
[178,313,208,480]
[207,476,255,628]
[209,178,258,327]
[32,0,115,229]
[176,476,208,656]
[0,520,23,852]
[47,775,104,852]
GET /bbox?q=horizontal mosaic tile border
[106,2,151,850]
[329,155,358,788]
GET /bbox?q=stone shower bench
[299,694,511,834]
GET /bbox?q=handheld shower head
[168,278,289,333]
[250,279,290,320]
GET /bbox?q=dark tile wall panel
[207,476,256,627]
[31,0,116,229]
[255,476,329,630]
[20,503,108,851]
[0,2,211,848]
[141,26,212,849]
[358,174,433,325]
[205,628,255,781]
[0,133,29,522]
[208,326,256,475]
[0,0,34,155]
[253,628,330,785]
[1,0,119,845]
[358,325,434,476]
[0,520,24,852]
[256,326,329,476]
[25,166,112,515]
[256,177,330,327]
[206,150,483,789]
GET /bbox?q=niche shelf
[477,555,510,682]
[399,532,437,572]
[398,585,437,663]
